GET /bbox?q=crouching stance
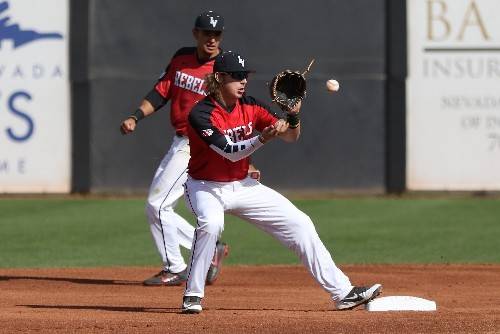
[181,51,381,313]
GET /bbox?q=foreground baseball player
[181,51,382,313]
[120,11,229,286]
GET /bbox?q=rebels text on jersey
[188,96,279,181]
[144,47,217,136]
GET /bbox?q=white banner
[407,0,500,190]
[0,0,70,192]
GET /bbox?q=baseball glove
[269,59,315,112]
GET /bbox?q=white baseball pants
[183,176,353,301]
[145,135,194,273]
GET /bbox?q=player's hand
[288,100,301,114]
[259,125,277,143]
[120,118,136,135]
[274,119,289,134]
[260,120,288,143]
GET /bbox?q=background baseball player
[181,51,382,313]
[120,11,229,286]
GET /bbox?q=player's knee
[145,191,159,208]
[197,218,224,237]
[145,199,160,217]
[145,201,156,219]
[288,212,318,241]
[146,186,176,212]
[289,211,314,228]
[145,199,174,223]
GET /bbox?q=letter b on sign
[427,0,490,42]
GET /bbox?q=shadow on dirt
[20,304,180,313]
[19,304,326,313]
[0,275,138,286]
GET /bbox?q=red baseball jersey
[187,95,279,181]
[145,47,217,136]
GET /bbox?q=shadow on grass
[0,275,139,286]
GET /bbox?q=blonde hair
[205,73,223,100]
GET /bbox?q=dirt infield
[1,265,499,333]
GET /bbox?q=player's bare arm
[278,122,300,142]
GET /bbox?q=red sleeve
[245,97,279,132]
[153,47,197,101]
[255,106,278,132]
[154,62,175,100]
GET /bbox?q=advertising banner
[407,0,500,190]
[0,0,70,192]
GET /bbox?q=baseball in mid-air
[326,79,340,92]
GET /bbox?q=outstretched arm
[253,97,301,143]
[189,106,269,162]
[120,56,174,135]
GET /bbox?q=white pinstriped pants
[145,135,194,273]
[183,176,353,301]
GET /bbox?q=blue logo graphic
[0,1,62,49]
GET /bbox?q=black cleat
[206,241,229,285]
[335,284,383,310]
[182,296,203,314]
[142,269,187,286]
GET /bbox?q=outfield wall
[72,0,388,193]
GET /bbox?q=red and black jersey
[187,95,279,182]
[145,47,217,136]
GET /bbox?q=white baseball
[326,79,340,92]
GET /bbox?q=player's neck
[196,48,220,62]
[217,93,237,111]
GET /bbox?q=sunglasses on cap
[224,71,249,80]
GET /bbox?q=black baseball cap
[214,51,254,73]
[194,11,224,31]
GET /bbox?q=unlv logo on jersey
[201,129,214,137]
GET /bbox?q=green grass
[0,197,499,268]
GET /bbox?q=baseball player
[181,51,382,313]
[120,11,229,286]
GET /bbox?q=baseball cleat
[206,241,229,285]
[142,269,188,286]
[335,284,383,310]
[182,296,203,314]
